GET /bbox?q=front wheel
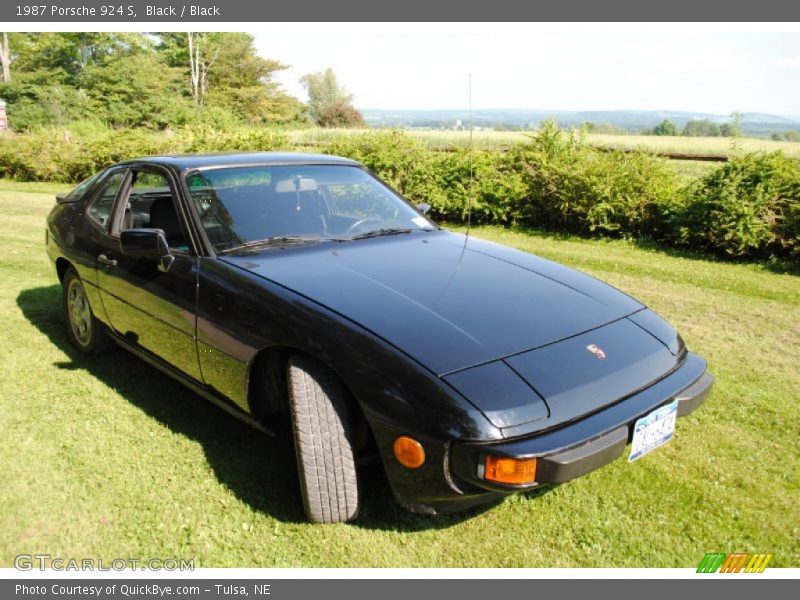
[287,355,360,524]
[62,266,112,355]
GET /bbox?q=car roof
[119,151,362,171]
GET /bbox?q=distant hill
[360,108,800,137]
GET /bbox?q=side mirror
[120,228,174,272]
[416,203,431,215]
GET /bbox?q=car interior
[121,171,191,252]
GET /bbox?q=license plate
[629,399,678,462]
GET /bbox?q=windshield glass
[184,165,435,253]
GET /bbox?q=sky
[251,25,800,116]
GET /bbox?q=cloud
[776,55,800,68]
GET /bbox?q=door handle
[97,253,117,267]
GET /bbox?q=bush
[0,126,289,182]
[320,130,526,223]
[504,122,678,238]
[1,125,798,263]
[316,102,366,128]
[676,152,800,258]
[181,128,289,153]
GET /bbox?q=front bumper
[383,352,712,514]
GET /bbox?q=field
[1,183,798,567]
[287,128,800,157]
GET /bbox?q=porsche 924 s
[46,152,713,523]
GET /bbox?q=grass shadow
[18,283,306,525]
[16,283,518,531]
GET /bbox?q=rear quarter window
[87,171,126,229]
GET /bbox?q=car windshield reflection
[185,165,435,253]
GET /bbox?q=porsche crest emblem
[586,344,606,359]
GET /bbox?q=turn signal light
[484,455,537,485]
[393,436,426,469]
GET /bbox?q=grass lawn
[1,183,798,568]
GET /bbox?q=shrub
[504,122,678,238]
[677,152,800,258]
[181,128,289,153]
[0,126,289,182]
[316,102,366,128]
[320,130,526,223]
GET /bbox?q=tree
[300,68,356,123]
[80,52,192,128]
[186,32,219,106]
[316,101,366,128]
[158,32,303,124]
[1,33,10,82]
[652,119,678,136]
[0,32,306,130]
[682,119,721,137]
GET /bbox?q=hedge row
[1,124,798,261]
[0,127,289,183]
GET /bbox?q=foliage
[300,68,363,127]
[316,102,366,129]
[581,121,629,135]
[772,131,800,142]
[0,127,288,182]
[652,119,678,136]
[682,119,722,137]
[300,68,353,120]
[677,152,800,258]
[0,32,304,130]
[1,123,799,261]
[503,122,679,238]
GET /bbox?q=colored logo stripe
[697,552,772,573]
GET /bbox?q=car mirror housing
[120,228,174,272]
[416,203,431,215]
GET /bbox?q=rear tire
[62,266,113,355]
[287,355,360,524]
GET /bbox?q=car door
[70,167,130,321]
[95,165,202,382]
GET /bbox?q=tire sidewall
[62,267,102,355]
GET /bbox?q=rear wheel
[287,355,360,523]
[62,267,112,355]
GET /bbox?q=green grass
[1,185,798,567]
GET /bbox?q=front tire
[287,355,360,524]
[62,266,112,355]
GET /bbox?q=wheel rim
[67,278,93,347]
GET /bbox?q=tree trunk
[187,32,218,107]
[188,32,199,104]
[0,33,10,83]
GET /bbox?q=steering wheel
[345,217,384,236]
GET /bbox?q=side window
[87,171,125,229]
[124,170,190,252]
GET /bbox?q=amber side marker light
[393,436,425,469]
[484,455,537,485]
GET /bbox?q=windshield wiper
[349,227,413,241]
[219,236,320,254]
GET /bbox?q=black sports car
[46,152,713,523]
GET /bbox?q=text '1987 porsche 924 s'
[46,152,713,523]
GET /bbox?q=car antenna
[465,72,474,247]
[434,74,473,309]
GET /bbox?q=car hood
[221,230,644,376]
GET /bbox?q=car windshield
[184,165,435,253]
